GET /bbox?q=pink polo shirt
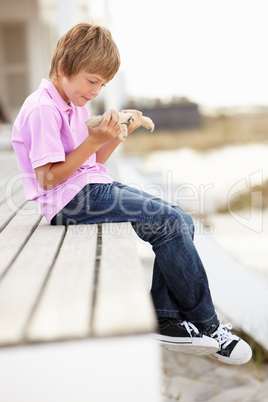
[12,79,112,224]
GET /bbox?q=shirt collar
[40,79,74,112]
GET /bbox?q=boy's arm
[95,109,143,164]
[34,111,122,190]
[95,137,121,164]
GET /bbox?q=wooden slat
[0,174,22,205]
[0,153,20,204]
[0,158,18,183]
[92,222,157,337]
[0,218,65,345]
[0,187,26,232]
[26,224,98,342]
[0,202,42,278]
[0,151,26,230]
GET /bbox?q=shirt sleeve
[22,105,66,169]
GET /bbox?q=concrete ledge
[0,334,162,402]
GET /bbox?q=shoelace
[180,320,200,337]
[211,323,239,349]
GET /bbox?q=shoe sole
[153,334,219,355]
[211,347,253,365]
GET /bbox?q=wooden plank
[92,222,157,337]
[0,218,65,345]
[0,152,20,204]
[27,224,98,342]
[195,232,268,351]
[0,174,24,206]
[0,152,17,171]
[0,187,26,232]
[0,151,26,228]
[0,174,21,204]
[0,155,18,183]
[0,202,42,278]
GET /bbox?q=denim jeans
[51,182,218,330]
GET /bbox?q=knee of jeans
[157,211,188,239]
[178,209,194,236]
[186,213,195,232]
[133,212,177,243]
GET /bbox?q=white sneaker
[204,322,252,365]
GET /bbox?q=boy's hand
[87,109,122,146]
[121,109,143,134]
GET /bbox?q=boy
[12,23,252,365]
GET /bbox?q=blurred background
[0,0,268,397]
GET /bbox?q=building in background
[126,98,201,131]
[0,0,125,122]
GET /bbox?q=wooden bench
[0,156,161,402]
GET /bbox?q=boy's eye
[87,79,106,88]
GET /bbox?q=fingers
[120,109,143,134]
[121,109,142,123]
[110,109,122,135]
[100,109,122,137]
[101,110,119,126]
[101,111,112,126]
[110,109,121,130]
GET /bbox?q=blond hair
[49,23,121,82]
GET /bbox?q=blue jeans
[51,182,218,330]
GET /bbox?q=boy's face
[54,70,107,106]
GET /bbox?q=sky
[89,0,268,109]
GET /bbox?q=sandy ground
[161,350,268,402]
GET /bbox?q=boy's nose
[91,84,102,97]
